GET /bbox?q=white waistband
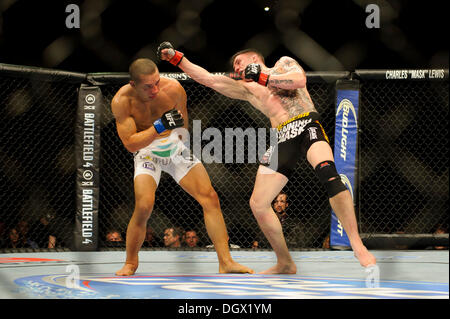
[139,130,182,158]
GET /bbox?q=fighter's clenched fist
[244,63,270,86]
[157,42,184,66]
[153,108,184,134]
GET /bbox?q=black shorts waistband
[277,112,320,143]
[276,112,320,131]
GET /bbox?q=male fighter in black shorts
[158,43,376,274]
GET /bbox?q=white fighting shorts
[133,130,200,185]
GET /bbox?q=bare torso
[113,77,181,138]
[241,58,317,127]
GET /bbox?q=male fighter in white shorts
[112,58,253,275]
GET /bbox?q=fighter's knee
[197,187,220,210]
[314,160,347,198]
[249,194,267,214]
[135,197,154,216]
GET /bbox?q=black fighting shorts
[260,112,330,178]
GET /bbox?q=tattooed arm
[267,56,306,90]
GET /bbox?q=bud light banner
[330,80,360,248]
[74,85,102,251]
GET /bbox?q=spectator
[16,220,29,237]
[142,226,163,248]
[105,229,125,248]
[273,191,312,248]
[7,228,21,248]
[6,227,37,249]
[184,230,200,248]
[254,191,305,248]
[272,190,289,224]
[163,227,184,248]
[251,240,259,250]
[31,213,59,249]
[106,230,123,242]
[433,225,448,250]
[322,234,330,249]
[16,220,38,248]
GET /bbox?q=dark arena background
[0,0,448,305]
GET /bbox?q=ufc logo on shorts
[165,113,176,126]
[308,127,318,140]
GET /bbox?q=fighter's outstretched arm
[157,42,252,102]
[181,56,252,101]
[243,56,306,90]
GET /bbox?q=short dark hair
[230,49,265,68]
[129,58,158,82]
[167,226,184,238]
[272,190,288,205]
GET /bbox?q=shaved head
[129,58,158,83]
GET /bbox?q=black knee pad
[314,161,347,198]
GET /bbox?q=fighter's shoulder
[161,77,183,88]
[111,85,133,114]
[161,77,186,96]
[275,56,304,71]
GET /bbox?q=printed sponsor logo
[385,69,446,80]
[143,162,156,171]
[165,113,176,126]
[14,274,448,299]
[277,118,312,143]
[308,127,318,140]
[336,98,358,161]
[85,94,96,104]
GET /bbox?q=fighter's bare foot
[115,263,138,276]
[354,246,377,268]
[258,262,297,275]
[219,261,255,274]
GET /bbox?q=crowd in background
[1,191,447,251]
[0,213,63,249]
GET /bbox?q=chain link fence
[0,64,448,252]
[0,65,84,251]
[97,75,338,250]
[359,77,449,236]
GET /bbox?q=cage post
[74,85,102,251]
[330,79,361,249]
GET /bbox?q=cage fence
[0,65,447,252]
